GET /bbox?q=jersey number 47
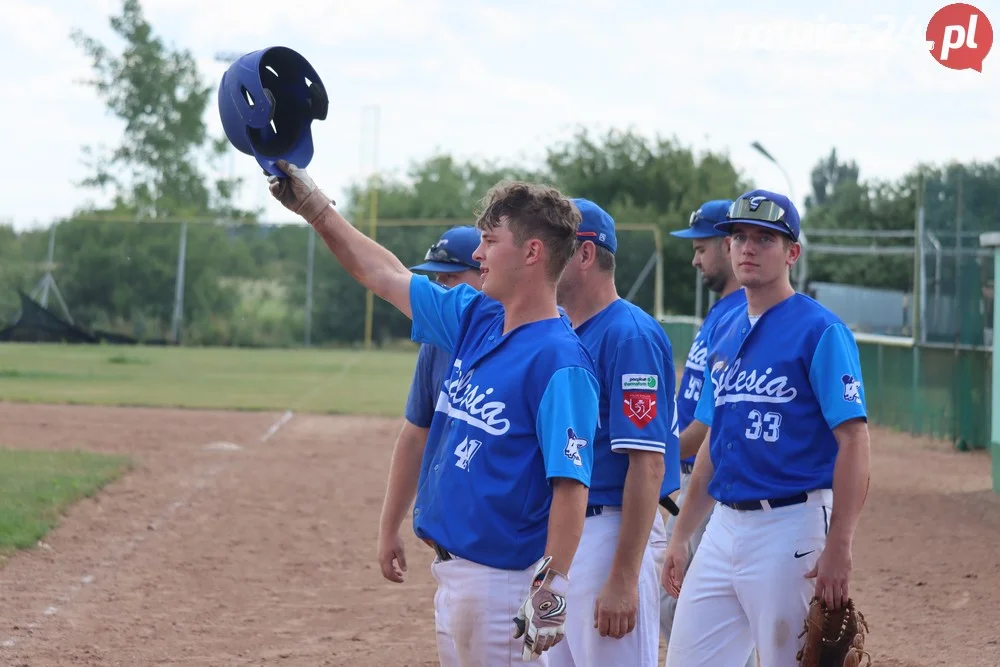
[454,436,483,470]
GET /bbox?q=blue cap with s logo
[714,189,801,241]
[671,200,733,239]
[409,226,482,273]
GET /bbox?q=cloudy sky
[3,0,997,230]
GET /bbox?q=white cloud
[2,0,999,229]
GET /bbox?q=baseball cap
[409,226,482,273]
[572,198,617,254]
[714,189,800,241]
[670,200,733,239]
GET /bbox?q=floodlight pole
[750,141,808,292]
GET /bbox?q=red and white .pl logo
[623,391,656,429]
[927,3,993,71]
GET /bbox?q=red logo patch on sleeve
[623,391,656,428]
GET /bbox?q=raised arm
[267,160,413,318]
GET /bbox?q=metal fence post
[305,227,315,347]
[171,221,188,344]
[978,231,1000,494]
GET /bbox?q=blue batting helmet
[218,46,328,177]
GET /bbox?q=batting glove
[266,159,335,224]
[512,556,569,661]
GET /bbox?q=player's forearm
[378,423,428,536]
[609,450,664,584]
[669,440,716,545]
[310,206,412,316]
[678,420,709,460]
[827,419,871,547]
[542,477,589,574]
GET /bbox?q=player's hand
[661,539,689,599]
[594,573,638,638]
[266,159,333,223]
[376,530,407,583]
[804,539,853,609]
[512,556,569,661]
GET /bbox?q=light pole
[750,141,808,292]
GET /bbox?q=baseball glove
[796,596,871,667]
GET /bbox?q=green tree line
[1,0,996,347]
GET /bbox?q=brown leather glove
[266,159,335,224]
[796,596,871,667]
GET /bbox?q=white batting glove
[266,159,335,224]
[512,556,569,661]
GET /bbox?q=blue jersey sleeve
[694,364,715,427]
[409,274,479,354]
[403,344,440,428]
[808,323,869,430]
[535,366,600,486]
[610,336,676,453]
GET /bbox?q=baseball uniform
[404,342,451,429]
[546,199,680,667]
[404,226,483,477]
[664,192,869,667]
[660,200,756,667]
[408,273,601,666]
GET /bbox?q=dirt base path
[0,403,997,666]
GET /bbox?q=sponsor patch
[622,374,658,391]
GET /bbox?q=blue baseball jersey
[408,274,600,571]
[694,294,868,504]
[675,289,748,465]
[404,342,451,428]
[404,342,454,495]
[574,298,680,505]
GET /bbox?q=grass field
[0,341,420,566]
[0,447,131,560]
[0,342,420,415]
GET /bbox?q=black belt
[721,492,809,511]
[586,505,606,517]
[681,461,694,474]
[429,541,453,561]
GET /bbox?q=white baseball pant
[546,507,661,667]
[654,471,758,667]
[664,489,833,667]
[430,552,544,666]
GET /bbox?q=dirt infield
[0,402,998,666]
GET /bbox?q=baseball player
[661,200,756,667]
[546,198,680,667]
[377,226,483,584]
[661,189,872,667]
[266,162,601,665]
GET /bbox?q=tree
[344,130,751,318]
[805,148,860,209]
[70,0,252,220]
